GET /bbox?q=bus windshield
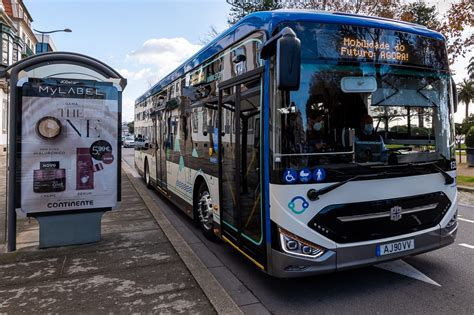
[271,25,454,183]
[272,65,453,181]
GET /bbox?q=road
[123,148,474,314]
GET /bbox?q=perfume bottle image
[76,148,94,190]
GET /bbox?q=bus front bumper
[269,225,457,278]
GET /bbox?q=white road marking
[458,217,474,224]
[459,243,474,249]
[375,259,441,287]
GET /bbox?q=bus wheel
[144,159,151,188]
[196,183,216,240]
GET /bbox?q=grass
[456,175,474,187]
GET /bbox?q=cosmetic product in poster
[33,161,66,193]
[76,148,94,190]
[36,116,62,140]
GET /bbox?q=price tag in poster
[19,78,119,215]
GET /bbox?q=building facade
[0,0,36,154]
[35,33,57,53]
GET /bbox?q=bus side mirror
[451,78,458,113]
[261,27,301,91]
[276,29,301,91]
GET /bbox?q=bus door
[218,68,265,270]
[156,110,167,190]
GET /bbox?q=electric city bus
[134,10,458,277]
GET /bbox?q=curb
[122,162,242,315]
[457,185,474,192]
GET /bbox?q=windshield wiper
[410,159,454,185]
[366,157,454,185]
[307,172,389,201]
[307,159,454,201]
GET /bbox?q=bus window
[240,81,262,244]
[202,108,208,135]
[192,109,198,133]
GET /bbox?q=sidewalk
[454,155,474,202]
[455,162,474,204]
[0,169,227,313]
[0,155,6,246]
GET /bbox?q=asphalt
[0,167,239,313]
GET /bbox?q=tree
[468,57,474,80]
[226,0,473,65]
[458,79,474,119]
[227,0,400,25]
[200,25,220,45]
[227,0,282,25]
[284,0,399,18]
[460,114,474,138]
[128,121,134,134]
[437,0,474,64]
[399,1,440,30]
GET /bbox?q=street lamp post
[33,28,72,53]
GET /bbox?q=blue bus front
[266,21,458,277]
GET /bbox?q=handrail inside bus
[274,151,355,157]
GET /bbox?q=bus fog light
[279,227,325,259]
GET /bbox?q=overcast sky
[24,0,472,122]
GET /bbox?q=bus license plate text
[376,239,415,256]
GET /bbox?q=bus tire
[144,159,151,189]
[195,183,216,240]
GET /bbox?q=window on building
[12,43,18,63]
[2,34,9,65]
[2,98,7,134]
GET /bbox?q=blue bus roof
[136,10,445,104]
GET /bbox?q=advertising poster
[19,78,119,215]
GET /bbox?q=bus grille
[308,192,451,244]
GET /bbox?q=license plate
[376,239,415,256]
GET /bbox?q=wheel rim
[198,191,213,231]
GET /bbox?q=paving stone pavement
[0,169,216,313]
[458,190,474,205]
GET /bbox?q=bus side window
[202,108,208,136]
[172,116,179,136]
[225,109,231,134]
[192,109,198,133]
[181,115,188,141]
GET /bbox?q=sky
[24,0,472,123]
[24,0,231,122]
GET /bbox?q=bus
[134,10,458,277]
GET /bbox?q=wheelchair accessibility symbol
[288,196,309,214]
[282,169,298,184]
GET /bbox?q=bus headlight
[279,227,325,259]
